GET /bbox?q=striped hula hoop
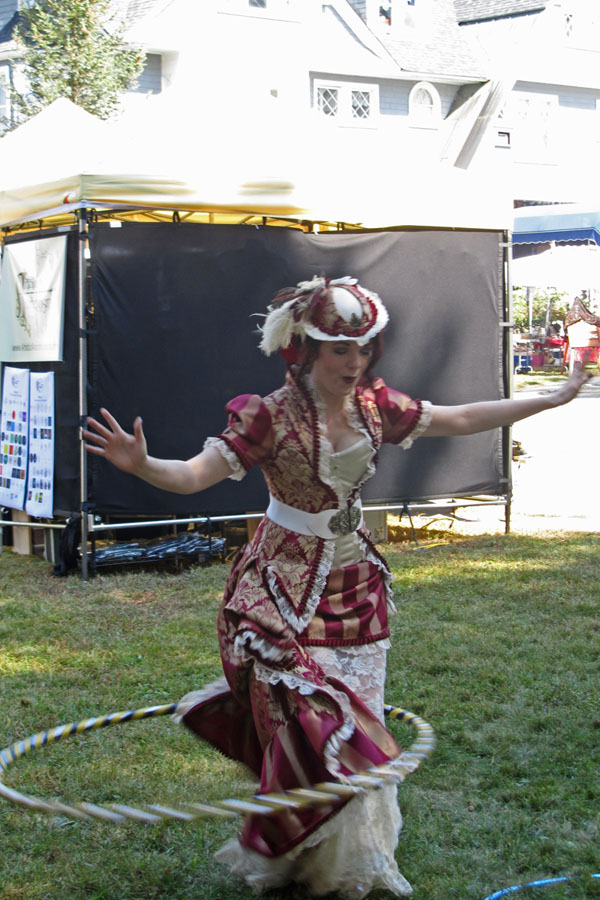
[0,703,435,825]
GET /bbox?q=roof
[115,0,168,28]
[513,204,600,245]
[382,0,488,79]
[0,12,18,43]
[454,1,547,25]
[0,97,512,231]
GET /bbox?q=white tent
[0,99,515,579]
[0,98,512,231]
[511,244,600,292]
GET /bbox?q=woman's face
[310,341,372,402]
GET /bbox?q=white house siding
[508,80,600,183]
[436,82,460,117]
[379,79,409,117]
[130,52,162,94]
[511,81,599,110]
[456,2,600,201]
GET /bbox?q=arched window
[409,81,440,127]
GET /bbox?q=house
[0,0,598,208]
[453,0,600,203]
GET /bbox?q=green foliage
[511,286,571,332]
[5,0,145,128]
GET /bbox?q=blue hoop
[483,874,600,900]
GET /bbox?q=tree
[4,0,145,130]
[511,286,571,333]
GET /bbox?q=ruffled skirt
[177,560,413,897]
[215,783,410,898]
[214,641,412,898]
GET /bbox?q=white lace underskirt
[215,640,413,898]
[309,639,389,724]
[216,783,411,899]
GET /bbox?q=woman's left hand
[551,362,593,406]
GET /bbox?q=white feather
[258,301,300,356]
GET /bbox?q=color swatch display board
[0,366,55,517]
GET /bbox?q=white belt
[266,495,363,540]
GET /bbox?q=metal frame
[1,218,513,577]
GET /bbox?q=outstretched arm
[423,364,591,437]
[83,408,233,494]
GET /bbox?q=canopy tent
[0,99,513,578]
[510,243,600,291]
[513,204,600,246]
[0,98,511,232]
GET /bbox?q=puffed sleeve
[371,378,433,449]
[203,394,275,481]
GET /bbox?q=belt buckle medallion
[328,506,361,536]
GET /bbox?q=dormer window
[409,82,441,128]
[565,12,574,38]
[317,86,339,118]
[314,79,378,127]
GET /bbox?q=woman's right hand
[83,408,148,475]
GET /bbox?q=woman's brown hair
[292,333,385,385]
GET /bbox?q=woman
[84,276,589,898]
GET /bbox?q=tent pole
[78,211,89,582]
[504,229,514,534]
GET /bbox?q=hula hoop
[483,875,600,900]
[0,702,434,825]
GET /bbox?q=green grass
[514,371,570,390]
[0,533,599,900]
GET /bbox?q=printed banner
[0,235,67,362]
[0,365,30,510]
[25,372,55,518]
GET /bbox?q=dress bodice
[330,437,373,568]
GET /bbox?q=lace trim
[264,538,336,634]
[203,436,247,481]
[399,399,433,450]
[303,374,341,504]
[253,661,320,696]
[252,660,355,780]
[387,752,421,777]
[234,630,291,664]
[303,375,376,504]
[310,645,387,686]
[328,637,391,654]
[345,392,378,493]
[214,783,413,898]
[172,676,230,723]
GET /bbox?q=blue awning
[513,204,600,245]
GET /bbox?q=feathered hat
[258,276,389,357]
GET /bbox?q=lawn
[0,529,599,900]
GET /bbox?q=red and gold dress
[175,372,431,898]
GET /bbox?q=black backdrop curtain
[88,222,506,517]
